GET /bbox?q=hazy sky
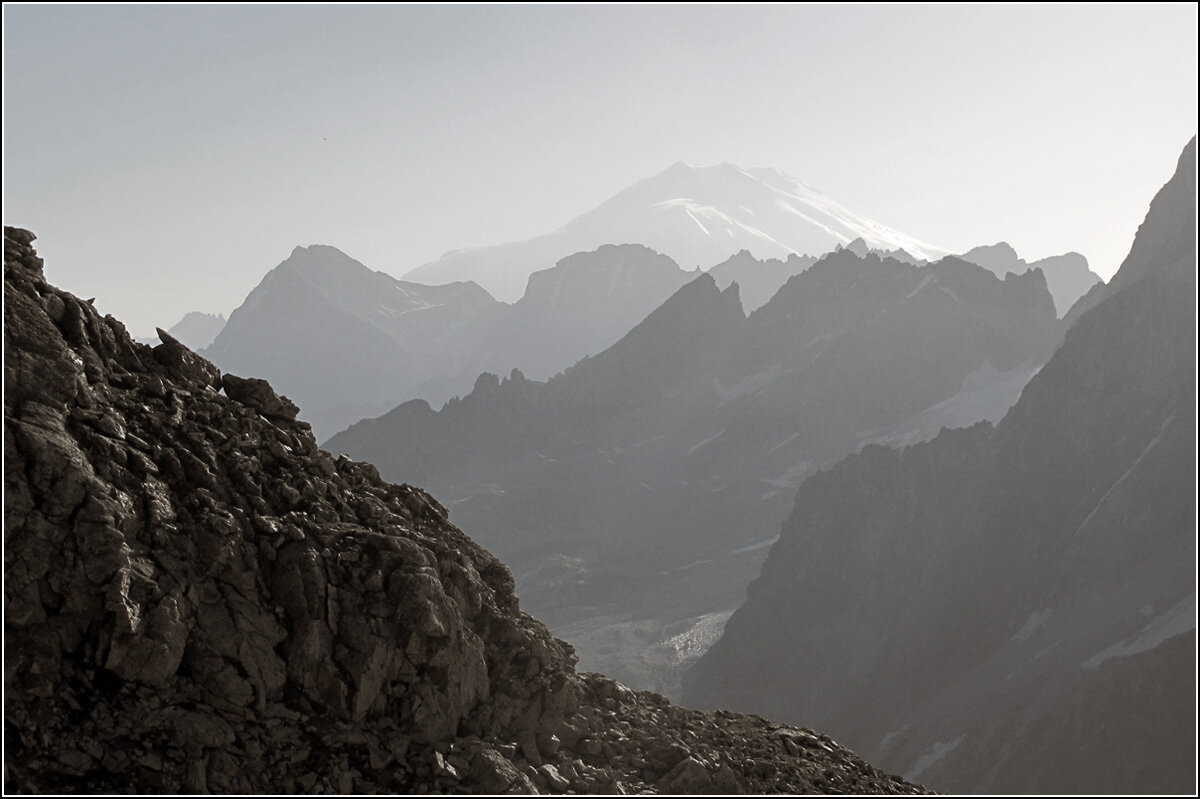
[4,4,1197,336]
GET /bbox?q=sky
[4,4,1197,337]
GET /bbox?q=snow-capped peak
[404,161,949,302]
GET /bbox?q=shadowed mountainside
[684,138,1197,794]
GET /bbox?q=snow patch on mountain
[1074,414,1177,535]
[1012,609,1053,642]
[1083,595,1196,670]
[869,361,1042,449]
[905,735,966,782]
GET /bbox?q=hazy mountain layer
[202,243,699,438]
[3,226,929,795]
[161,311,226,350]
[327,248,1061,697]
[405,161,949,302]
[958,241,1101,316]
[684,139,1197,794]
[702,249,816,313]
[455,244,697,389]
[201,235,933,438]
[202,244,498,437]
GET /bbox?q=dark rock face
[220,374,300,421]
[4,225,927,794]
[685,139,1197,793]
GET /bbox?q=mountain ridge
[404,161,949,301]
[956,241,1101,316]
[683,137,1197,794]
[203,243,702,438]
[328,246,1062,698]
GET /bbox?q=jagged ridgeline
[3,228,928,794]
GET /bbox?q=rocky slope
[328,247,1062,697]
[3,226,927,794]
[684,139,1197,793]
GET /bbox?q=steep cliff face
[3,226,927,794]
[684,139,1197,793]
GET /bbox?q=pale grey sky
[4,4,1197,336]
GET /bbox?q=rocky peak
[957,241,1102,317]
[517,243,686,312]
[160,311,227,351]
[958,241,1021,271]
[707,248,820,312]
[1105,136,1196,295]
[277,243,368,276]
[836,237,871,257]
[4,225,927,793]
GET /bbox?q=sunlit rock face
[685,139,1197,794]
[3,225,930,795]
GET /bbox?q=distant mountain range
[201,243,704,438]
[195,239,932,439]
[684,138,1197,794]
[135,311,226,350]
[199,238,1086,441]
[202,244,498,438]
[193,161,1097,439]
[163,310,226,349]
[326,246,1064,697]
[404,162,952,302]
[956,242,1101,316]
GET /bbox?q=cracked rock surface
[4,226,928,794]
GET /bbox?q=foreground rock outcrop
[3,226,927,794]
